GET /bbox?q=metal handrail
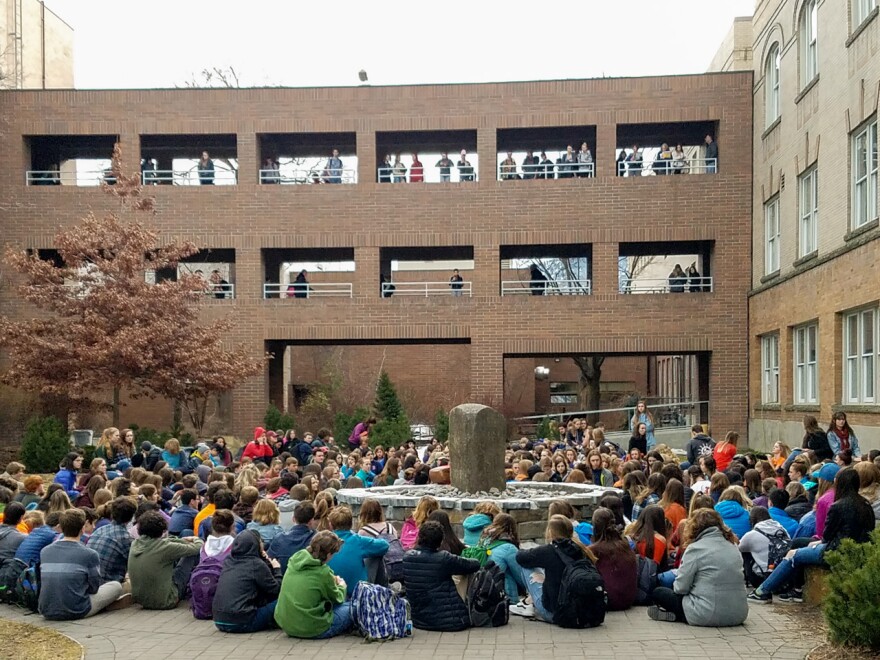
[26,170,110,186]
[501,279,592,295]
[498,161,594,180]
[195,283,235,299]
[263,282,353,299]
[381,281,473,297]
[617,157,717,176]
[514,399,709,421]
[377,167,477,183]
[259,168,357,184]
[620,277,713,294]
[140,169,238,185]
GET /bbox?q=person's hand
[808,540,821,548]
[784,549,797,560]
[269,558,280,569]
[335,575,346,588]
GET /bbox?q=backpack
[350,581,412,641]
[400,518,419,550]
[757,527,791,572]
[635,555,658,605]
[462,539,510,568]
[14,563,40,613]
[553,547,607,629]
[188,547,228,619]
[0,557,26,604]
[466,561,509,627]
[360,523,405,583]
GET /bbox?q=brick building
[0,73,752,440]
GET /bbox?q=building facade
[0,74,752,440]
[0,0,73,89]
[748,0,880,451]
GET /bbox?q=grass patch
[0,619,81,660]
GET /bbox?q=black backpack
[635,555,658,605]
[553,547,607,629]
[757,527,791,571]
[0,557,25,604]
[467,561,509,627]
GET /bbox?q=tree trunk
[572,356,605,424]
[112,386,120,428]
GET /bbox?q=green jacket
[128,535,203,610]
[274,549,346,638]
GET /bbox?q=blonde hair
[545,514,596,562]
[252,499,280,525]
[718,485,753,510]
[93,488,112,509]
[473,501,501,518]
[234,465,260,494]
[22,510,45,530]
[97,427,118,450]
[163,438,180,454]
[412,496,439,526]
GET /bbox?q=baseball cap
[811,463,841,482]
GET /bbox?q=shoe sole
[647,606,677,622]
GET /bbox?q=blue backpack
[350,581,412,641]
[15,563,40,613]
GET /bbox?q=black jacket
[822,495,876,552]
[785,496,812,522]
[516,538,584,620]
[686,434,716,465]
[806,430,833,461]
[628,434,647,455]
[402,546,480,631]
[212,531,281,623]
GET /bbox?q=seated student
[274,531,352,639]
[15,476,45,509]
[129,510,203,610]
[268,502,317,575]
[714,486,752,540]
[53,452,83,500]
[326,505,388,597]
[648,509,748,626]
[192,483,224,537]
[246,499,284,547]
[204,510,236,559]
[625,504,670,571]
[354,457,375,487]
[784,482,812,522]
[403,520,481,631]
[14,511,57,566]
[38,508,127,620]
[87,496,137,585]
[766,489,799,537]
[233,486,260,522]
[737,506,790,588]
[512,515,598,624]
[198,491,245,540]
[400,496,439,550]
[168,489,199,537]
[749,467,875,604]
[589,508,638,611]
[0,502,27,560]
[477,513,526,601]
[213,530,282,633]
[463,501,501,546]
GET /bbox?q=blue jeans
[519,566,552,623]
[758,543,826,595]
[215,601,278,633]
[315,602,353,639]
[658,569,677,589]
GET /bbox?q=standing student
[198,151,215,185]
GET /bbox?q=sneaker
[776,590,803,603]
[509,600,535,618]
[747,590,772,603]
[647,605,677,622]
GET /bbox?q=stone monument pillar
[448,403,506,493]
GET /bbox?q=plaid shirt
[87,522,133,583]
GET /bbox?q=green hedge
[824,528,880,650]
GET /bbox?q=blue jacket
[355,469,375,487]
[14,526,58,565]
[793,510,817,539]
[482,540,524,601]
[714,500,751,539]
[161,451,182,469]
[52,469,80,499]
[462,514,492,546]
[827,430,861,458]
[267,524,315,575]
[327,529,388,597]
[168,505,198,536]
[769,507,799,537]
[198,514,246,540]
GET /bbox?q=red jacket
[242,441,274,462]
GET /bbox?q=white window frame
[762,334,780,404]
[799,166,819,257]
[765,43,781,126]
[853,0,878,28]
[852,119,878,229]
[800,0,819,86]
[764,197,780,274]
[844,308,877,404]
[794,323,819,404]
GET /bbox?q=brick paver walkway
[1,602,819,660]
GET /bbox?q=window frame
[800,0,819,87]
[764,196,781,274]
[794,323,819,404]
[765,43,781,126]
[844,308,877,404]
[852,119,878,230]
[853,0,878,28]
[761,334,780,404]
[798,166,819,257]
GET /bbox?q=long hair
[828,412,853,437]
[681,509,738,547]
[630,400,655,429]
[546,514,596,562]
[427,510,465,555]
[481,512,520,548]
[834,467,862,501]
[97,427,118,451]
[313,491,335,531]
[625,504,666,559]
[590,507,631,556]
[802,415,822,443]
[412,496,439,526]
[718,485,753,509]
[636,473,667,505]
[658,478,685,509]
[623,470,647,501]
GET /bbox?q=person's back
[213,531,282,633]
[714,500,751,539]
[15,524,56,566]
[462,513,492,546]
[326,507,388,597]
[0,503,27,561]
[87,497,137,584]
[169,501,198,536]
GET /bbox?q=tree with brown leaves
[0,145,264,435]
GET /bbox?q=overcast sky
[46,0,755,89]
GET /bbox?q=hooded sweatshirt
[212,531,281,624]
[462,513,493,546]
[204,534,235,557]
[714,500,751,539]
[274,548,346,638]
[768,507,799,537]
[128,535,203,610]
[738,519,789,573]
[327,529,388,596]
[686,434,716,466]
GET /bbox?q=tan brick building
[0,0,73,89]
[0,74,752,440]
[747,0,880,451]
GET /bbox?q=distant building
[0,0,73,89]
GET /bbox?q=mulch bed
[0,620,82,660]
[778,604,877,660]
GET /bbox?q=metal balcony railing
[381,281,473,297]
[498,161,594,180]
[140,169,238,186]
[377,167,477,183]
[501,279,592,295]
[263,282,353,299]
[259,168,357,185]
[621,277,713,294]
[194,283,235,299]
[26,169,112,186]
[617,158,718,177]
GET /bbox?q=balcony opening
[258,132,357,185]
[615,121,718,176]
[499,244,592,295]
[379,246,474,297]
[618,241,714,293]
[375,130,478,184]
[496,126,597,181]
[25,135,118,186]
[142,248,237,298]
[262,248,355,299]
[139,134,238,185]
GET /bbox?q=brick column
[237,132,258,186]
[477,127,497,184]
[472,244,499,298]
[117,132,140,173]
[236,246,262,300]
[231,339,269,440]
[595,123,616,178]
[590,241,618,295]
[355,246,380,299]
[470,339,504,406]
[357,130,376,184]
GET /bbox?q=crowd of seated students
[0,406,877,637]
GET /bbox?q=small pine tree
[535,416,560,441]
[371,416,410,448]
[434,408,450,442]
[264,404,295,431]
[19,415,70,473]
[374,371,404,421]
[824,529,880,650]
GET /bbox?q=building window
[845,308,877,403]
[765,44,781,126]
[853,119,878,229]
[800,0,819,86]
[765,197,780,274]
[799,166,818,257]
[762,334,780,404]
[549,382,578,405]
[794,323,818,404]
[853,0,878,28]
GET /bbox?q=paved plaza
[1,602,820,660]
